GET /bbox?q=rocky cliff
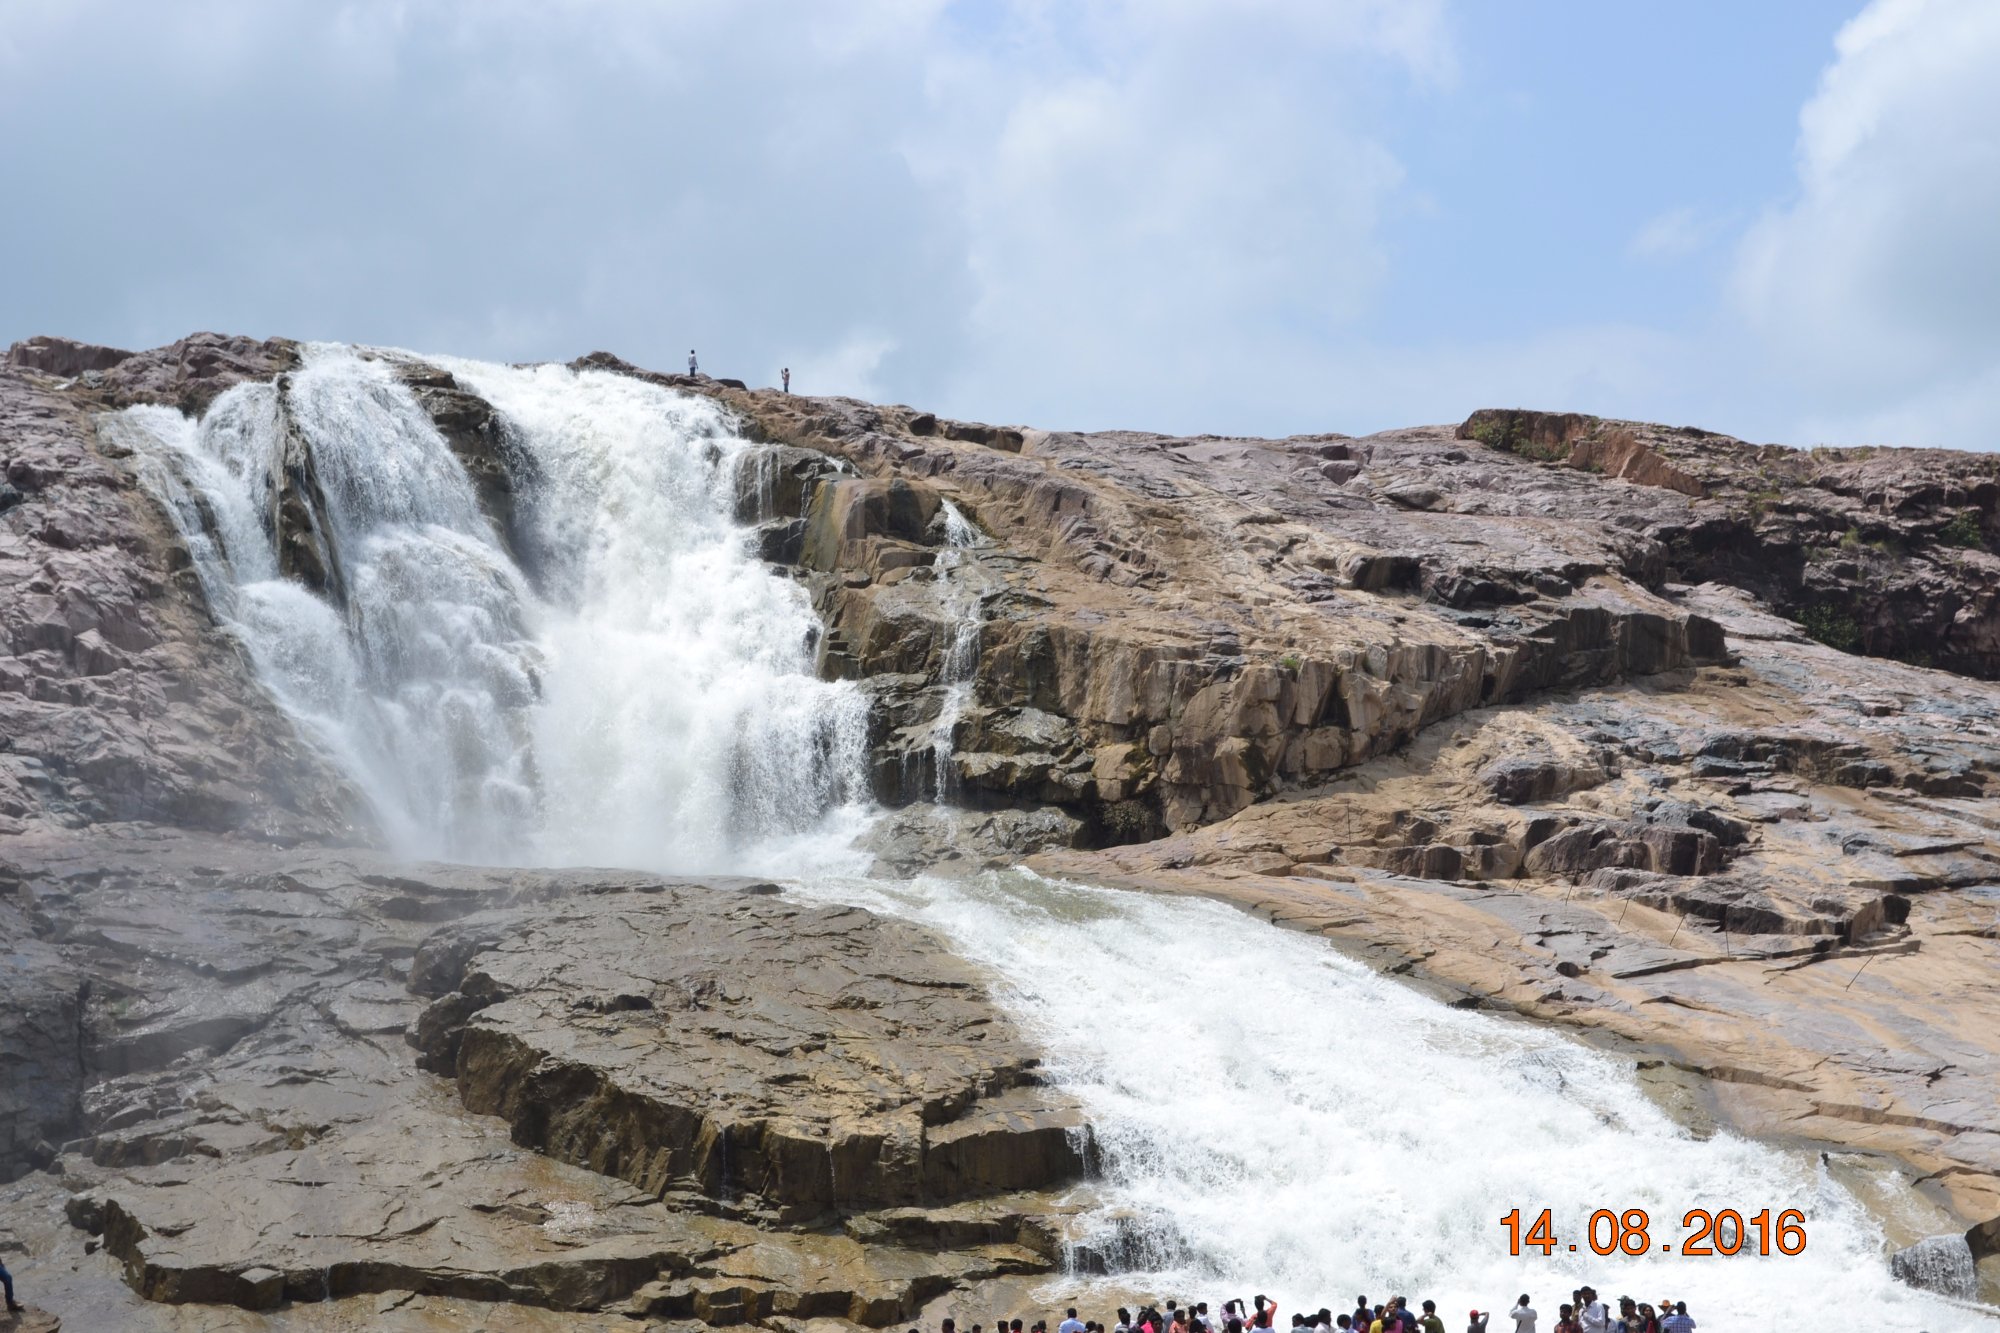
[645,360,2000,1287]
[4,333,2000,1321]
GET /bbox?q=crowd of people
[930,1288,1695,1333]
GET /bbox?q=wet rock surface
[616,367,2000,1280]
[0,357,356,843]
[0,829,1082,1327]
[1034,601,2000,1273]
[411,892,1085,1218]
[676,370,1738,837]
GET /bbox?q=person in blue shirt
[1060,1309,1087,1333]
[1657,1303,1694,1333]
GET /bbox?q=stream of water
[109,345,1992,1329]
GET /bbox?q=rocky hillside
[4,332,2000,1321]
[660,358,2000,1284]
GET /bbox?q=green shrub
[1938,509,1986,549]
[1744,487,1782,523]
[1101,799,1154,842]
[1798,603,1861,653]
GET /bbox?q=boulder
[1889,1234,1977,1299]
[411,890,1088,1220]
[396,362,544,565]
[7,335,134,377]
[801,478,944,574]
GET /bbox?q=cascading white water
[110,345,1993,1326]
[798,870,1991,1331]
[925,500,985,801]
[429,355,871,872]
[112,344,870,873]
[108,356,543,855]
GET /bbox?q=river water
[110,345,1991,1329]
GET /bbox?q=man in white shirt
[1060,1309,1087,1333]
[1577,1288,1610,1333]
[1505,1296,1536,1333]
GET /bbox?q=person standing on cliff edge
[688,349,698,376]
[0,1257,24,1313]
[782,366,790,393]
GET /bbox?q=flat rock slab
[412,888,1088,1220]
[5,835,1089,1322]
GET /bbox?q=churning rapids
[108,345,1991,1329]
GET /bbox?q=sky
[3,0,1997,447]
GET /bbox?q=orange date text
[1499,1207,1807,1257]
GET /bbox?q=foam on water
[791,869,1992,1330]
[112,344,870,874]
[430,355,871,874]
[107,357,542,855]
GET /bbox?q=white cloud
[35,0,2000,450]
[1629,207,1719,261]
[0,0,1451,438]
[786,331,899,403]
[905,0,1449,432]
[1733,0,2000,440]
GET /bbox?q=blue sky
[4,0,1996,447]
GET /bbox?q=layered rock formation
[1461,408,2000,677]
[5,829,1082,1326]
[587,355,1732,840]
[6,332,2000,1320]
[655,370,2000,1282]
[0,335,353,844]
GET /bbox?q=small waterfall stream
[925,499,986,801]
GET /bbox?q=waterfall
[431,354,870,872]
[925,500,985,801]
[108,356,542,857]
[111,344,870,874]
[106,345,1991,1328]
[793,869,1990,1331]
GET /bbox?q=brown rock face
[6,334,135,378]
[391,360,547,570]
[1,831,1082,1326]
[0,354,355,842]
[1464,406,2000,677]
[410,892,1085,1220]
[641,367,1732,838]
